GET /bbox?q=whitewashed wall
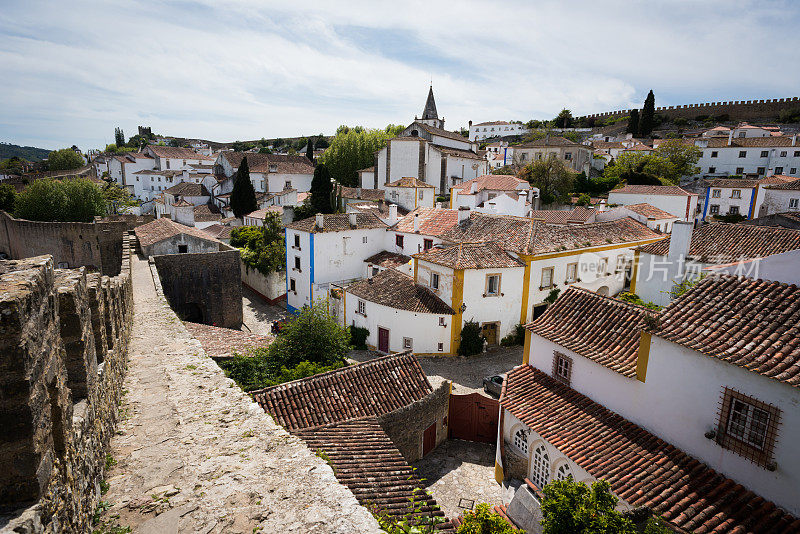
[461,266,525,340]
[606,191,698,221]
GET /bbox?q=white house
[498,279,800,531]
[759,177,800,216]
[450,174,535,217]
[513,136,591,173]
[631,221,800,306]
[107,152,155,191]
[386,206,460,256]
[692,134,800,180]
[596,203,678,233]
[469,121,528,142]
[384,177,435,212]
[216,151,314,196]
[284,212,388,313]
[607,184,699,222]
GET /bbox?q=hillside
[0,142,51,161]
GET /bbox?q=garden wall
[240,260,286,304]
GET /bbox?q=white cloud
[0,0,798,150]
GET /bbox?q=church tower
[417,85,444,129]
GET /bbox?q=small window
[780,151,787,157]
[372,267,380,276]
[757,167,766,175]
[598,257,608,275]
[357,300,366,316]
[791,168,797,175]
[710,151,718,158]
[178,244,188,253]
[788,198,798,209]
[513,428,528,454]
[776,167,784,174]
[438,317,446,326]
[760,151,769,158]
[564,152,572,160]
[552,352,573,385]
[269,164,278,172]
[437,342,444,352]
[403,337,413,350]
[431,272,439,290]
[530,444,550,490]
[794,151,800,157]
[294,234,301,249]
[736,167,744,174]
[396,234,404,248]
[565,262,577,283]
[290,278,296,292]
[729,206,740,215]
[738,151,747,158]
[486,274,500,296]
[540,267,554,289]
[615,254,626,272]
[738,132,746,138]
[294,256,301,271]
[285,180,292,189]
[166,160,171,169]
[731,189,741,199]
[423,238,433,250]
[716,387,780,468]
[555,463,572,481]
[711,189,721,198]
[710,204,720,215]
[708,167,716,173]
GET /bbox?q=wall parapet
[582,96,800,122]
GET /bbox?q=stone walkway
[98,254,378,533]
[241,287,287,336]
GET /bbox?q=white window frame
[485,274,501,296]
[540,267,554,289]
[357,300,366,316]
[513,428,528,454]
[430,272,440,290]
[727,398,770,449]
[565,262,577,283]
[530,443,550,490]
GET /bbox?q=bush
[0,183,16,212]
[458,320,484,356]
[231,216,285,276]
[541,479,636,534]
[457,502,520,533]
[575,193,591,206]
[617,292,661,310]
[47,148,84,171]
[219,354,346,392]
[15,178,106,222]
[672,117,688,126]
[715,213,746,223]
[500,324,525,347]
[350,325,369,350]
[779,107,800,123]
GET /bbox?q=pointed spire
[422,85,438,120]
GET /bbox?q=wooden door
[482,323,498,345]
[422,423,437,457]
[448,393,499,443]
[378,327,390,353]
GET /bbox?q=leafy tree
[273,138,285,149]
[779,107,800,123]
[114,127,125,147]
[47,148,84,171]
[459,127,470,138]
[653,139,701,180]
[0,156,26,176]
[457,502,520,533]
[231,214,285,275]
[310,164,334,214]
[576,193,591,206]
[458,320,484,356]
[258,146,272,154]
[385,124,406,137]
[319,126,391,187]
[15,178,106,222]
[541,479,636,534]
[292,199,316,221]
[525,119,544,129]
[639,90,656,136]
[167,138,181,148]
[230,157,258,218]
[269,300,351,367]
[232,140,252,152]
[518,157,575,205]
[0,183,16,212]
[293,137,308,151]
[102,182,138,214]
[369,487,445,534]
[602,153,673,186]
[314,135,329,149]
[554,109,573,129]
[220,352,345,392]
[626,109,639,135]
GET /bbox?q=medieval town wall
[583,96,800,122]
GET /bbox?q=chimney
[356,187,362,199]
[793,134,797,147]
[727,129,733,146]
[468,120,472,127]
[458,207,470,223]
[388,203,398,224]
[315,213,324,229]
[668,221,693,260]
[349,213,358,227]
[413,213,420,233]
[435,201,442,208]
[470,181,478,194]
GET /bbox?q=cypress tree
[230,157,258,218]
[310,164,334,214]
[114,127,125,147]
[627,109,640,136]
[640,90,656,136]
[306,137,315,162]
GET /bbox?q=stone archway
[179,302,204,324]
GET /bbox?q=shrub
[231,215,285,276]
[541,479,636,534]
[457,502,520,533]
[219,354,345,392]
[350,325,369,350]
[779,107,800,123]
[672,117,688,126]
[543,288,560,305]
[458,320,484,356]
[500,324,525,347]
[15,178,106,222]
[715,213,746,224]
[617,292,661,310]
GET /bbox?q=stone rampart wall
[583,96,800,122]
[0,234,133,533]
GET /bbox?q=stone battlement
[0,234,133,533]
[583,96,800,122]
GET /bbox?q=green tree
[602,153,674,186]
[15,178,106,222]
[306,137,315,161]
[273,138,285,149]
[385,124,406,137]
[554,109,573,129]
[626,109,639,136]
[518,157,575,205]
[0,183,16,212]
[230,157,258,218]
[576,193,591,206]
[319,126,391,187]
[639,90,656,136]
[458,320,484,356]
[541,479,635,534]
[47,149,84,171]
[653,139,701,180]
[258,146,272,154]
[269,300,351,367]
[293,137,308,151]
[314,135,329,149]
[231,214,285,276]
[457,502,520,533]
[114,127,125,147]
[310,164,334,214]
[102,182,138,214]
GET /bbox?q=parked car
[483,375,504,397]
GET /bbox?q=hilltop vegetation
[0,142,50,162]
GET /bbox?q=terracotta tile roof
[386,176,434,188]
[164,181,210,196]
[220,151,314,175]
[655,275,800,389]
[591,140,625,149]
[349,202,410,218]
[529,210,573,225]
[340,187,386,201]
[146,145,203,159]
[201,224,234,240]
[702,136,797,148]
[414,241,524,270]
[171,199,193,207]
[431,144,485,160]
[134,217,221,248]
[707,178,762,189]
[286,212,387,233]
[611,185,694,196]
[527,287,657,378]
[347,268,454,315]
[294,418,455,531]
[452,174,526,194]
[364,251,412,269]
[638,223,800,262]
[759,175,797,185]
[183,321,270,359]
[623,143,654,151]
[500,366,800,534]
[245,207,281,220]
[392,207,459,236]
[516,136,585,149]
[253,353,433,431]
[193,203,221,222]
[442,214,662,255]
[765,178,800,190]
[417,122,472,144]
[623,203,677,220]
[473,120,511,126]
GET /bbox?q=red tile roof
[340,187,386,201]
[638,223,800,262]
[708,178,762,189]
[193,203,221,222]
[146,145,205,159]
[766,178,800,191]
[347,269,454,315]
[286,212,387,233]
[220,151,314,175]
[364,251,412,269]
[386,177,434,188]
[611,185,695,196]
[183,322,270,359]
[164,181,210,196]
[501,366,800,534]
[655,275,800,389]
[134,217,221,248]
[201,224,234,240]
[702,136,798,148]
[623,203,677,220]
[452,174,526,194]
[414,241,525,270]
[393,207,459,236]
[252,353,433,431]
[527,287,657,378]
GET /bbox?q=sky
[1,0,799,152]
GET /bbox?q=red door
[378,327,390,353]
[423,423,437,456]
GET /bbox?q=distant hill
[0,142,51,162]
